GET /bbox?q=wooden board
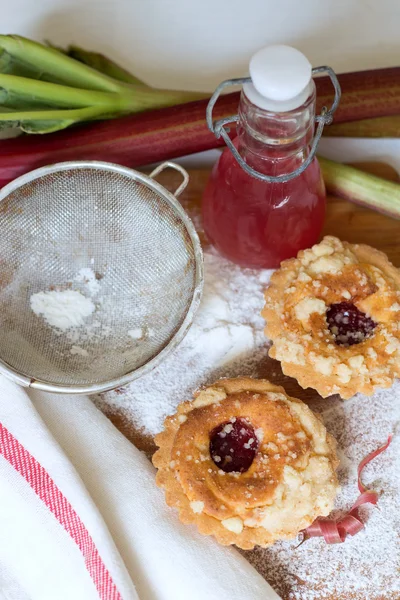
[152,160,400,265]
[97,161,400,598]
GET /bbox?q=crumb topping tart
[153,378,339,549]
[263,236,400,399]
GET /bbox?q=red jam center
[209,418,258,473]
[326,301,376,346]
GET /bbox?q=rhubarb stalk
[319,156,400,219]
[321,115,400,138]
[3,35,400,135]
[315,67,400,123]
[64,45,144,85]
[3,62,400,188]
[0,94,237,186]
[0,35,124,91]
[0,35,206,133]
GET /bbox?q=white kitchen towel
[0,376,280,600]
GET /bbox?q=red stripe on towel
[0,423,122,600]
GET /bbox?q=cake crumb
[190,501,204,514]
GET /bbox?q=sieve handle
[149,162,189,197]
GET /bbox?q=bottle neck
[236,83,316,173]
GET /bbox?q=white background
[2,0,400,92]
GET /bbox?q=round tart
[153,377,339,549]
[263,236,400,399]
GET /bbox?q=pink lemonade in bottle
[203,46,339,269]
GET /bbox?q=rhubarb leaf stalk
[319,156,400,219]
[0,35,206,133]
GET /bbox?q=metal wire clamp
[206,66,341,184]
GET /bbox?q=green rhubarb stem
[0,73,131,109]
[66,45,143,85]
[0,35,124,92]
[322,115,400,138]
[0,105,109,122]
[319,156,400,219]
[0,73,205,114]
[121,85,207,110]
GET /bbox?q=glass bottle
[202,45,340,269]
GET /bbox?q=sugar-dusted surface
[94,252,272,439]
[246,385,400,599]
[94,246,400,600]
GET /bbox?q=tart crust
[263,236,400,399]
[153,377,339,550]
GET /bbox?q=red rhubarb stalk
[2,67,400,188]
[0,93,237,187]
[315,67,400,122]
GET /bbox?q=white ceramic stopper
[243,45,313,113]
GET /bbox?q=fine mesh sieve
[0,161,203,394]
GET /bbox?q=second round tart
[153,377,339,549]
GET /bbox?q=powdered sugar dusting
[94,252,270,434]
[74,268,101,296]
[30,290,95,331]
[245,385,400,599]
[94,249,400,599]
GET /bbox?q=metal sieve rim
[0,160,204,394]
